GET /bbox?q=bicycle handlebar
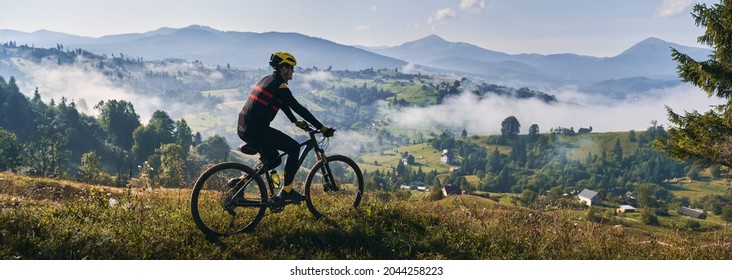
[298,123,335,137]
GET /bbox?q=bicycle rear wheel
[191,162,267,237]
[305,155,364,219]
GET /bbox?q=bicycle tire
[304,155,364,219]
[190,162,267,237]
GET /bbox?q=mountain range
[0,24,712,93]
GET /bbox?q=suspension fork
[316,151,339,192]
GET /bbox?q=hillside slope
[1,173,730,260]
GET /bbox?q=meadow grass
[2,173,731,260]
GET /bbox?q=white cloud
[460,0,485,13]
[428,8,457,28]
[297,70,334,91]
[355,25,371,32]
[656,0,693,17]
[391,85,721,135]
[20,56,208,123]
[300,70,333,83]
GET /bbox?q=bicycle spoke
[305,155,364,219]
[191,163,267,236]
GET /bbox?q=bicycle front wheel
[305,155,364,219]
[191,162,267,237]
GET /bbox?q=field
[358,142,446,174]
[662,179,732,201]
[2,172,732,260]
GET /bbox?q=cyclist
[237,51,333,202]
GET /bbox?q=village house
[401,151,415,165]
[616,205,636,213]
[442,184,462,197]
[578,189,603,206]
[440,149,452,164]
[678,206,707,219]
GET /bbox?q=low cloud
[656,0,693,17]
[391,84,722,135]
[300,70,333,83]
[399,63,419,74]
[297,70,334,92]
[327,129,380,158]
[21,56,198,123]
[460,0,485,13]
[428,8,457,29]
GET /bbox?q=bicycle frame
[232,126,335,204]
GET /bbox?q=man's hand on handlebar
[320,126,335,137]
[295,120,334,136]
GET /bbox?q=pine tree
[655,0,732,168]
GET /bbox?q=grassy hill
[2,172,731,260]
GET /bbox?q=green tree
[586,206,602,223]
[25,124,70,177]
[521,189,538,206]
[528,124,539,143]
[0,128,20,171]
[132,110,175,163]
[655,1,732,168]
[78,151,101,183]
[104,142,130,185]
[501,116,521,140]
[95,100,141,150]
[487,148,502,174]
[193,132,203,146]
[613,138,623,162]
[496,166,513,193]
[641,209,660,226]
[510,139,527,166]
[149,110,175,144]
[158,143,185,188]
[174,119,193,160]
[195,135,231,162]
[721,204,732,228]
[131,125,157,163]
[529,124,539,135]
[636,184,659,209]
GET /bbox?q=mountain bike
[190,124,364,237]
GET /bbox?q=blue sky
[0,0,716,57]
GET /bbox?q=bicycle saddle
[238,143,259,155]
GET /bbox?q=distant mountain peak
[422,34,447,41]
[182,25,219,32]
[400,34,450,48]
[618,37,676,56]
[637,37,669,45]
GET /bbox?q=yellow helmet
[269,52,297,68]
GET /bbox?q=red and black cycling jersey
[238,72,323,134]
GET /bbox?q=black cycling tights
[240,126,300,186]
